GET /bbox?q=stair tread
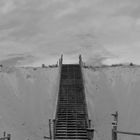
[54,64,89,139]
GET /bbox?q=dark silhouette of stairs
[54,64,89,139]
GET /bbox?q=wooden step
[54,64,89,139]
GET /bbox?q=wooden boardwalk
[54,64,89,139]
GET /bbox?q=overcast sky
[0,0,140,66]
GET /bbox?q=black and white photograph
[0,0,140,140]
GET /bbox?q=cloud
[0,0,140,66]
[55,0,90,18]
[0,0,15,14]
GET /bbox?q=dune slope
[0,67,59,140]
[1,66,140,140]
[83,66,140,140]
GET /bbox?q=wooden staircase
[54,64,89,140]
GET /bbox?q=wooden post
[112,126,117,140]
[112,111,118,140]
[3,132,6,140]
[87,120,94,140]
[61,54,63,63]
[88,120,92,128]
[53,119,56,140]
[3,132,6,138]
[79,54,82,66]
[7,134,11,140]
[87,128,94,140]
[59,55,63,67]
[49,119,52,140]
[60,54,63,66]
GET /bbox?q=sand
[83,66,140,140]
[0,66,59,140]
[0,65,140,140]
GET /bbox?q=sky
[0,0,140,66]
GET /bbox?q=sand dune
[0,67,59,140]
[84,66,140,140]
[0,66,140,140]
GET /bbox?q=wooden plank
[114,130,140,136]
